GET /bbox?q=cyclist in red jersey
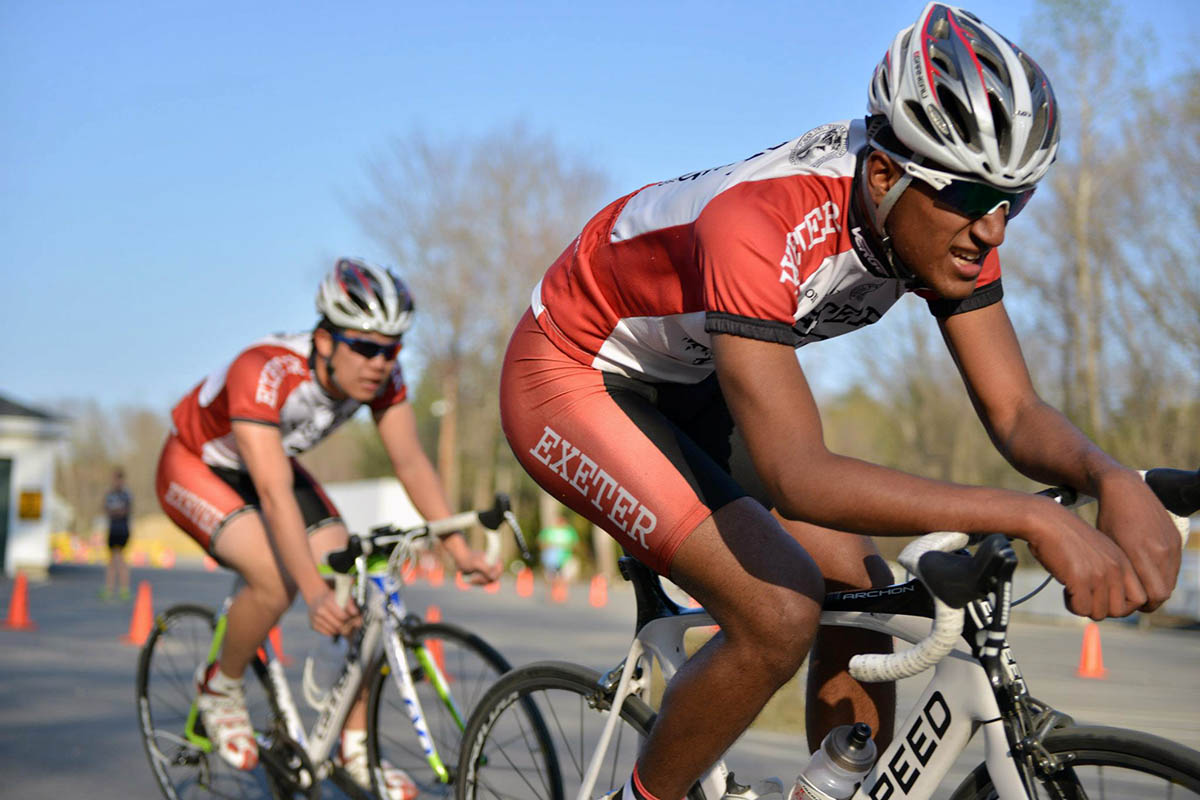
[499,5,1182,799]
[157,258,500,798]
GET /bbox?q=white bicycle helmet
[868,2,1060,191]
[316,258,415,336]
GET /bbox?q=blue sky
[2,0,1195,413]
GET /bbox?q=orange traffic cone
[589,574,608,608]
[455,571,472,592]
[551,577,568,604]
[123,581,154,646]
[269,626,293,666]
[516,567,534,598]
[428,562,445,587]
[3,572,36,631]
[425,605,446,675]
[1076,622,1107,679]
[484,579,500,594]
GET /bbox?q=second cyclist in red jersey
[157,258,501,799]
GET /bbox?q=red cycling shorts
[155,433,341,557]
[500,310,767,576]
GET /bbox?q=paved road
[2,564,1197,799]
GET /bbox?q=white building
[0,394,67,577]
[321,478,423,538]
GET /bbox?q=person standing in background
[537,513,581,586]
[102,467,132,600]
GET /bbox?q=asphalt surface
[2,564,1198,799]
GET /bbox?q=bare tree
[1001,0,1200,468]
[354,123,610,519]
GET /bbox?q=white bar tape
[848,531,968,683]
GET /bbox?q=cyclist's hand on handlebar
[306,587,361,637]
[456,549,504,585]
[1094,470,1182,612]
[440,531,503,585]
[1024,497,1143,621]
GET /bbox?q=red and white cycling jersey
[171,332,407,471]
[533,118,1002,384]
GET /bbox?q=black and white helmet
[868,2,1060,191]
[316,258,415,336]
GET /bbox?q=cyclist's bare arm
[941,300,1181,610]
[233,420,357,635]
[712,332,1137,620]
[374,403,501,583]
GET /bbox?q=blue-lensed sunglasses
[331,332,403,360]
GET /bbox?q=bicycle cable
[1012,574,1054,607]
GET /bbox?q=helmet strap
[854,147,920,286]
[875,172,913,230]
[313,331,351,400]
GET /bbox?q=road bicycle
[455,469,1200,800]
[137,493,552,800]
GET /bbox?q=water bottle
[788,722,876,800]
[301,635,348,709]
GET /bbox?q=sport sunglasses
[877,143,1036,220]
[919,173,1036,220]
[331,331,403,360]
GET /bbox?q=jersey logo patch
[789,123,849,168]
[255,354,307,407]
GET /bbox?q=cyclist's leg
[211,514,295,676]
[777,517,896,750]
[156,434,291,678]
[641,500,824,800]
[156,436,282,769]
[500,311,825,800]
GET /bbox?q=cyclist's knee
[258,584,294,618]
[728,579,823,683]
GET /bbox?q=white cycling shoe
[194,663,259,771]
[337,731,419,800]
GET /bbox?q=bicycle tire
[136,603,288,800]
[454,660,706,800]
[366,620,531,798]
[948,724,1200,799]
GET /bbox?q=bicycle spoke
[459,664,659,800]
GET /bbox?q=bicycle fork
[384,610,459,783]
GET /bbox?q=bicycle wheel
[366,620,526,798]
[455,660,706,800]
[949,725,1200,799]
[136,603,281,800]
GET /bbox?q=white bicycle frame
[576,484,1193,800]
[582,604,1018,800]
[255,509,503,786]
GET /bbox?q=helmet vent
[935,87,977,150]
[929,17,951,40]
[988,93,1012,162]
[930,46,958,80]
[904,99,944,143]
[975,48,1011,89]
[1019,102,1050,167]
